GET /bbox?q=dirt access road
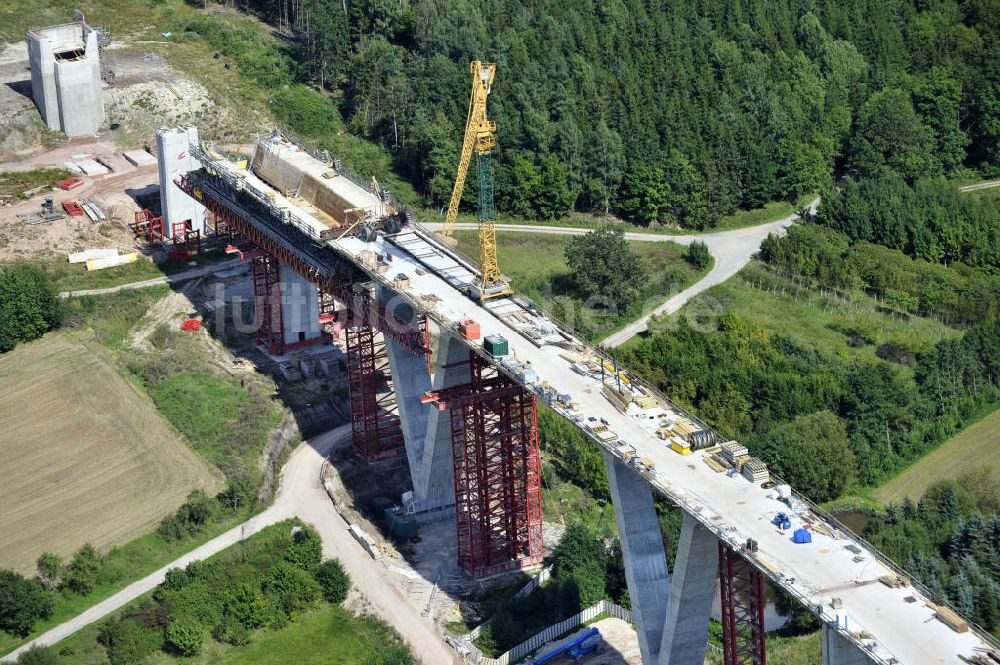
[1,425,461,665]
[423,197,817,347]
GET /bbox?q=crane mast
[443,60,511,300]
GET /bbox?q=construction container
[483,334,508,357]
[459,319,481,340]
[671,440,692,455]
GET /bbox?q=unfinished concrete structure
[26,22,104,137]
[170,131,1000,665]
[156,127,207,239]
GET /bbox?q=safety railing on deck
[401,221,1000,663]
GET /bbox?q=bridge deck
[196,142,992,664]
[328,228,988,665]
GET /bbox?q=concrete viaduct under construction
[156,127,997,665]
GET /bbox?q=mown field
[0,333,223,575]
[876,406,1000,504]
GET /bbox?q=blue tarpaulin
[793,528,812,544]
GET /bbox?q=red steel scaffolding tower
[345,322,405,461]
[719,543,767,665]
[251,253,285,354]
[449,352,543,577]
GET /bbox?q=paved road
[1,425,459,665]
[59,259,246,298]
[423,197,817,347]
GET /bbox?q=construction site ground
[0,333,223,575]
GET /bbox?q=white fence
[458,599,632,665]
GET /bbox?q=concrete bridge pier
[659,514,718,665]
[604,451,718,665]
[279,265,324,348]
[384,321,466,519]
[822,624,872,665]
[604,451,671,664]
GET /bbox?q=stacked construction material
[741,457,769,483]
[720,441,748,465]
[85,252,137,271]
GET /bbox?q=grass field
[708,631,820,665]
[0,334,223,575]
[452,231,710,339]
[692,264,960,362]
[0,168,74,200]
[875,406,1000,504]
[213,607,373,665]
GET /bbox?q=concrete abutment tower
[26,22,104,137]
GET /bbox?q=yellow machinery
[443,61,511,300]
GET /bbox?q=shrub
[0,570,54,637]
[284,527,323,569]
[314,559,351,605]
[35,553,62,592]
[15,645,60,665]
[213,615,250,646]
[684,240,712,270]
[264,561,322,615]
[165,614,205,657]
[225,583,270,629]
[98,618,163,665]
[63,544,103,595]
[0,263,62,353]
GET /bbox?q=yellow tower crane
[443,60,511,300]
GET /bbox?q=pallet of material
[928,602,969,633]
[720,441,748,464]
[672,418,698,437]
[704,456,727,473]
[711,452,734,470]
[879,575,908,589]
[741,457,769,483]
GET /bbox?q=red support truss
[251,253,285,354]
[719,543,767,665]
[131,209,164,243]
[186,179,429,356]
[449,352,543,578]
[169,220,202,261]
[345,323,405,461]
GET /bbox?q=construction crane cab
[443,61,511,301]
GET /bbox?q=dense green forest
[223,0,1000,228]
[619,306,1000,493]
[865,475,1000,632]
